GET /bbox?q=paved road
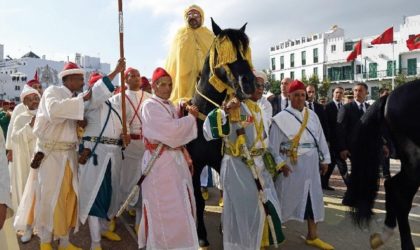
[18,160,420,249]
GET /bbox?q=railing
[328,68,420,82]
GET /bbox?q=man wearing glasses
[165,5,214,105]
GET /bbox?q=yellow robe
[165,13,214,104]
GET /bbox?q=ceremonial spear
[118,0,128,143]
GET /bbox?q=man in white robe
[12,85,41,243]
[269,80,334,250]
[0,127,20,250]
[6,78,43,209]
[33,62,90,250]
[203,95,284,250]
[78,60,127,250]
[138,67,199,250]
[109,67,150,232]
[254,71,273,139]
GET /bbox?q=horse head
[208,18,256,100]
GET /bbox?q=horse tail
[344,95,389,227]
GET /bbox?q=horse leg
[371,176,398,249]
[372,172,417,250]
[192,163,209,247]
[395,175,418,250]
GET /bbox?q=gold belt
[225,147,265,157]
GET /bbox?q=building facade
[269,15,420,100]
[0,48,110,102]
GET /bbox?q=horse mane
[216,28,249,55]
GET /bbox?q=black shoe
[199,239,210,247]
[323,186,335,191]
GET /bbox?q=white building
[0,48,111,102]
[269,14,420,100]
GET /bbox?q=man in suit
[337,83,370,163]
[305,84,329,139]
[269,77,292,116]
[322,87,347,190]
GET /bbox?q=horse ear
[211,17,222,36]
[240,22,248,33]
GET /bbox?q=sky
[1,0,419,78]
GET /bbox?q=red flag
[34,70,39,81]
[371,27,393,45]
[346,40,362,62]
[406,34,420,51]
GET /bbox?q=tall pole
[360,40,363,82]
[118,0,127,140]
[391,41,395,90]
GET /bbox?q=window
[276,45,279,50]
[344,42,354,51]
[313,67,318,76]
[408,58,417,75]
[280,56,284,69]
[386,60,396,77]
[313,48,318,63]
[301,51,306,66]
[290,71,295,80]
[280,73,284,80]
[271,58,276,70]
[302,69,306,79]
[280,43,284,49]
[328,67,342,81]
[313,35,318,40]
[343,66,353,80]
[272,74,276,81]
[291,41,295,46]
[296,40,300,45]
[285,42,289,48]
[369,63,378,78]
[331,44,336,53]
[307,37,312,42]
[15,85,20,91]
[302,37,306,43]
[290,53,295,67]
[356,65,362,74]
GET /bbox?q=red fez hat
[58,62,85,79]
[288,80,306,93]
[140,76,150,88]
[27,79,40,87]
[152,67,171,85]
[88,72,103,87]
[124,67,138,78]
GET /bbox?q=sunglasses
[187,12,201,18]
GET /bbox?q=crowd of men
[0,4,393,250]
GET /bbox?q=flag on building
[406,34,420,51]
[371,27,393,45]
[346,40,362,62]
[34,70,39,81]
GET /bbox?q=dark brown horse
[344,79,420,250]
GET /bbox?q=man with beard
[165,5,214,104]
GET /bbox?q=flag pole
[391,40,395,90]
[118,0,128,142]
[359,40,363,82]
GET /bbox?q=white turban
[20,84,40,102]
[254,70,268,83]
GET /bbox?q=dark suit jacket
[336,101,370,152]
[269,95,287,116]
[325,101,340,151]
[310,102,329,142]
